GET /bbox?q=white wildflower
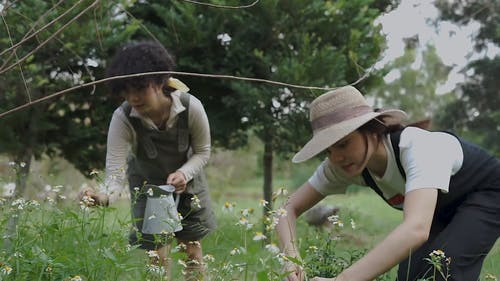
[252,232,267,241]
[217,33,232,46]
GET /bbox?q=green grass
[0,176,498,280]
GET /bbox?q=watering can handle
[175,193,180,208]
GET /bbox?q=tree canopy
[0,0,137,195]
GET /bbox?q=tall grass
[0,185,498,280]
[0,148,498,280]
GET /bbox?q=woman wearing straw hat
[276,86,500,281]
[79,41,216,280]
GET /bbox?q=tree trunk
[14,106,39,198]
[262,138,273,240]
[5,107,39,250]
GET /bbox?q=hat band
[311,105,373,131]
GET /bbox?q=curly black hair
[105,41,176,96]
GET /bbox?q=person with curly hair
[80,41,216,280]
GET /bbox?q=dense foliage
[0,0,138,195]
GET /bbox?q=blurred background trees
[126,0,396,223]
[433,0,500,155]
[1,0,499,201]
[0,0,137,196]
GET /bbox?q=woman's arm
[277,182,325,280]
[335,188,438,281]
[79,109,132,205]
[101,110,133,203]
[176,96,210,181]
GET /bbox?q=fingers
[78,188,109,206]
[79,188,97,206]
[283,262,304,281]
[167,171,187,194]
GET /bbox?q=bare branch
[0,0,84,58]
[0,69,372,119]
[0,0,99,75]
[179,0,260,9]
[0,0,66,70]
[1,5,31,102]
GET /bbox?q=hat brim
[292,109,407,163]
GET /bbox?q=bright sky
[375,0,499,93]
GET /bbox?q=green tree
[373,37,455,122]
[433,0,500,155]
[0,0,138,197]
[127,0,396,228]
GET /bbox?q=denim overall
[362,130,500,281]
[122,93,216,250]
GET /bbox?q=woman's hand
[78,187,109,206]
[310,277,336,281]
[283,261,305,281]
[167,171,187,194]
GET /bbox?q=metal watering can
[142,184,182,234]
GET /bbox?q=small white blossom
[230,248,240,256]
[217,33,232,46]
[146,250,159,258]
[204,254,215,263]
[265,243,280,254]
[191,195,201,209]
[240,208,253,217]
[253,232,267,241]
[222,201,235,213]
[146,264,165,275]
[259,199,268,207]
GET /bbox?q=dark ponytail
[359,114,432,136]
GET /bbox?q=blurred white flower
[230,247,240,256]
[146,250,159,258]
[84,117,91,126]
[204,254,215,263]
[265,243,280,254]
[327,215,344,228]
[217,33,232,46]
[191,195,201,209]
[2,182,15,197]
[253,232,267,241]
[222,201,235,213]
[240,208,253,217]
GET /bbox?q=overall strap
[177,93,190,152]
[361,130,406,210]
[389,130,406,180]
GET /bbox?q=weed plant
[0,159,498,280]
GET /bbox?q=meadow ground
[0,151,498,280]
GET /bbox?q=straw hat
[292,86,407,163]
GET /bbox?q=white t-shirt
[308,127,464,208]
